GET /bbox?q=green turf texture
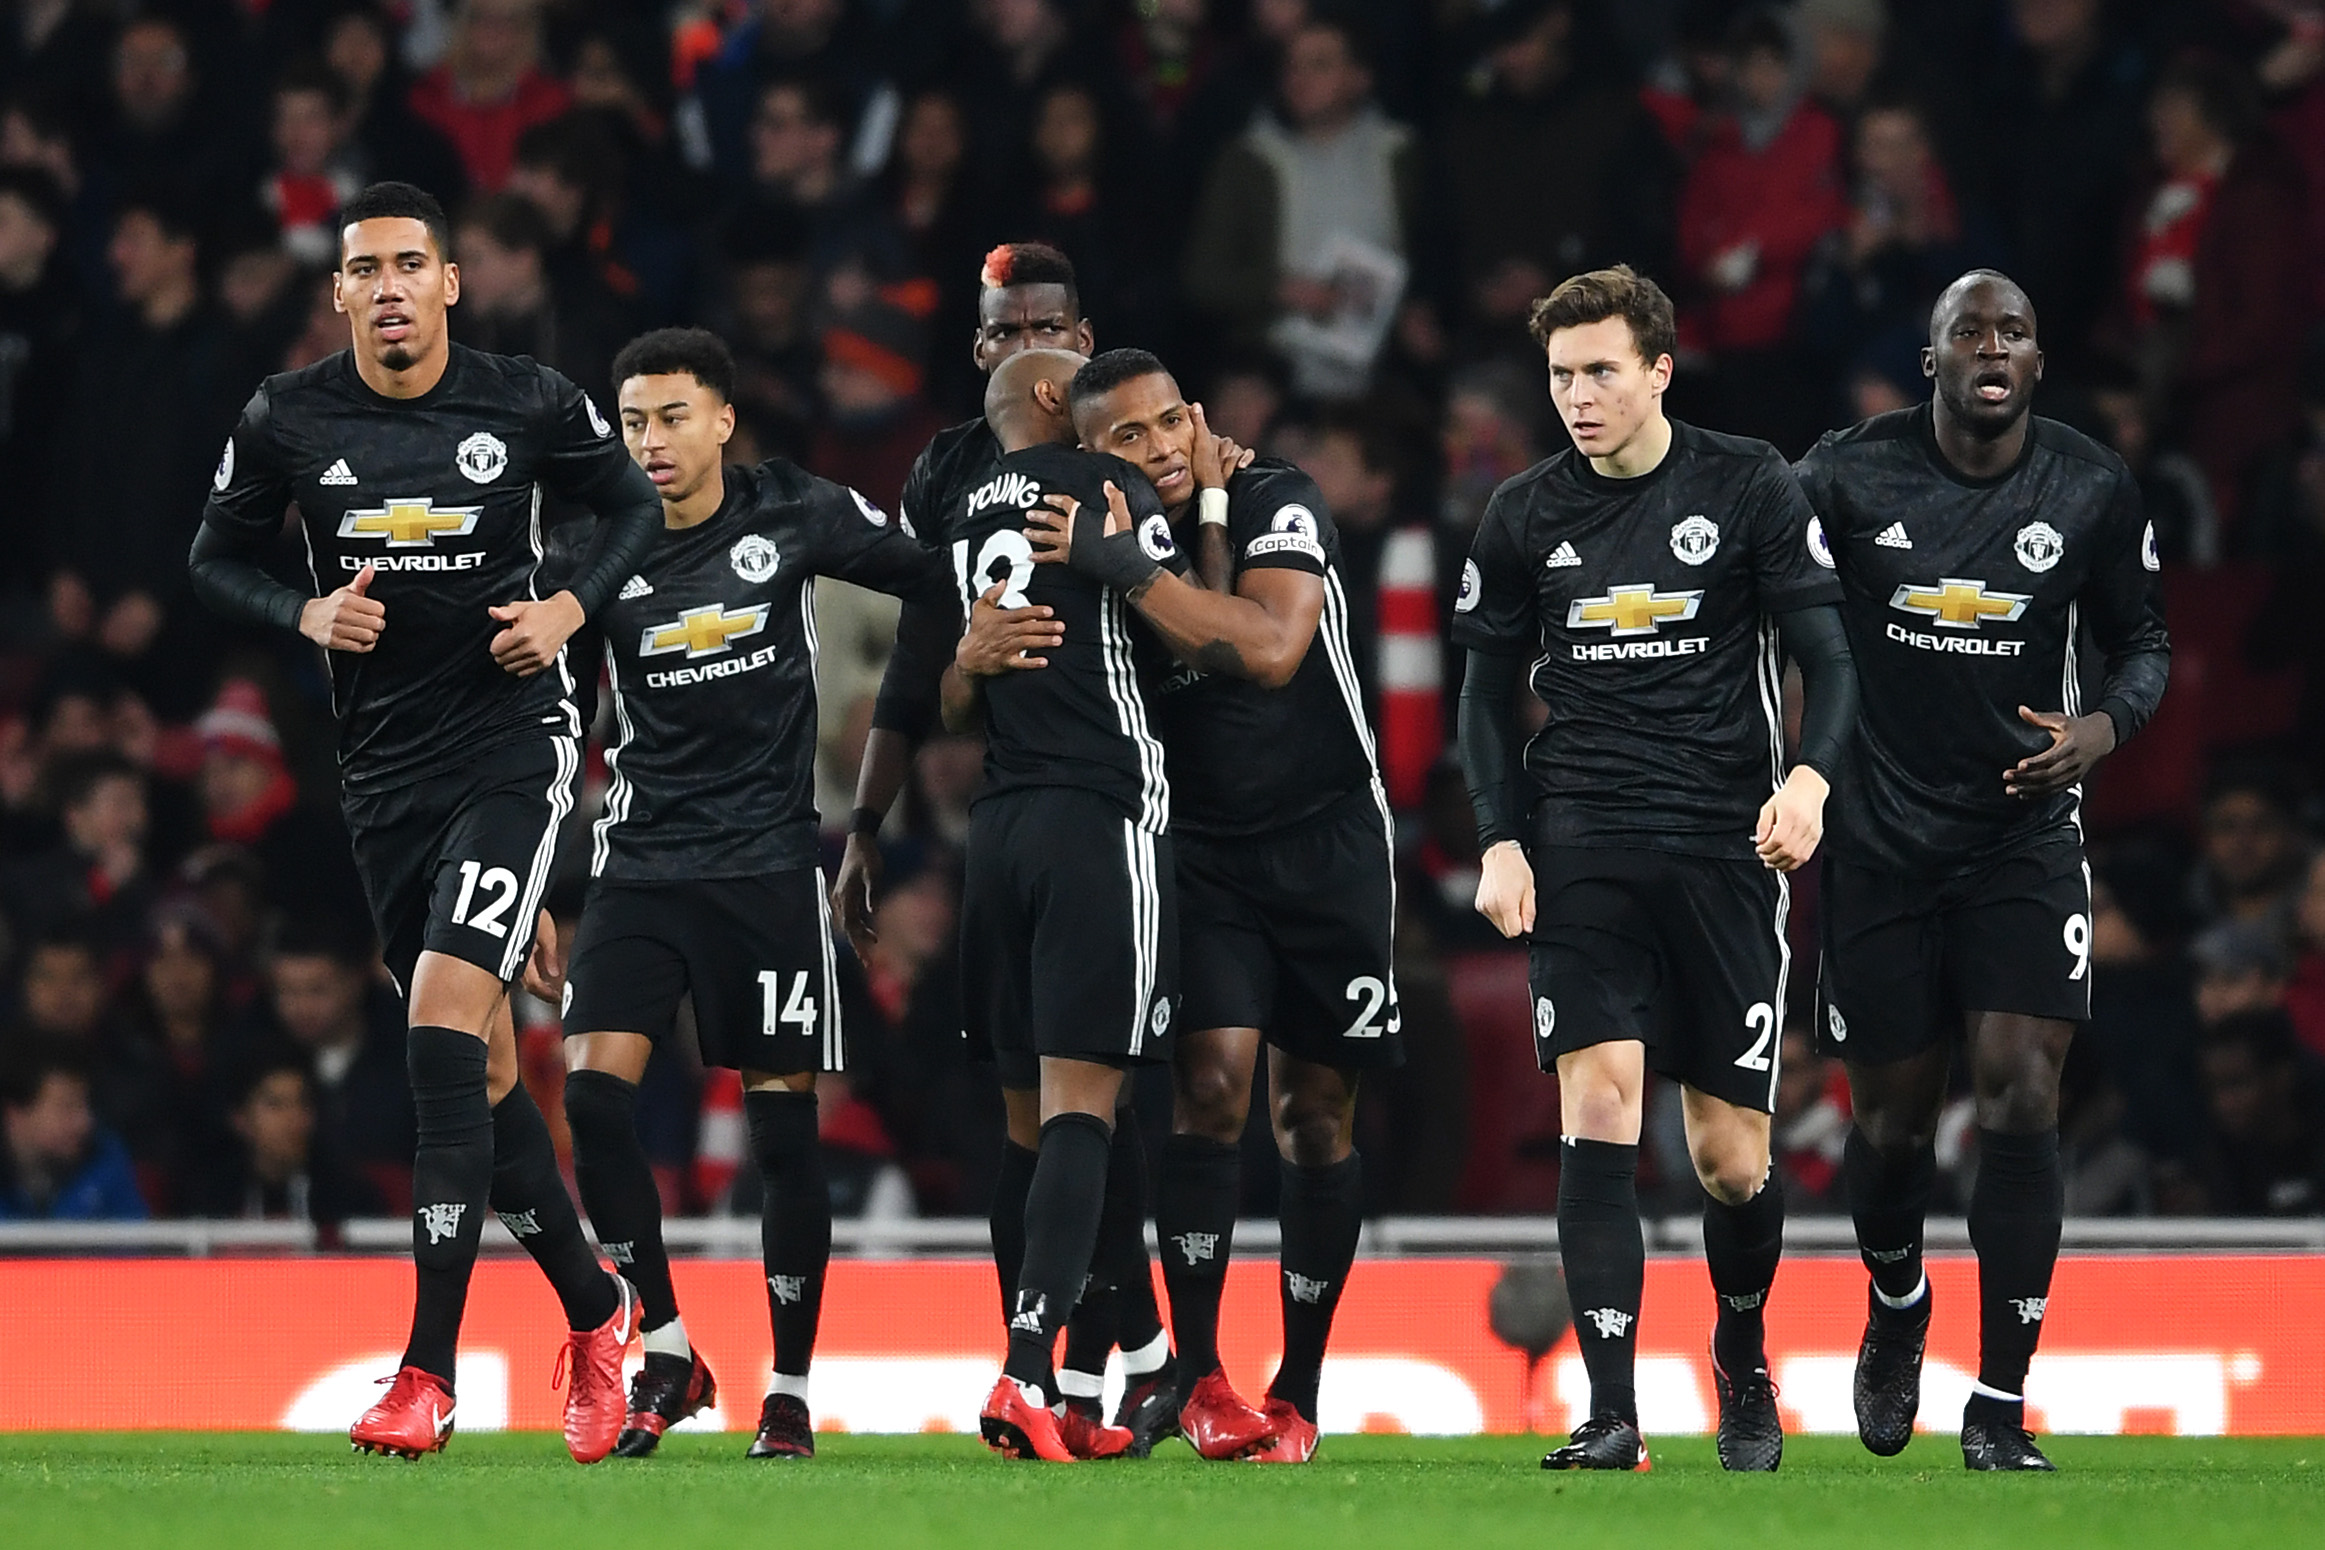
[3,1434,2318,1549]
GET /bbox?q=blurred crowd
[2,0,2324,1229]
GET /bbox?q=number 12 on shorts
[450,861,519,938]
[758,970,818,1038]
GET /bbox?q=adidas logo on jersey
[618,574,653,600]
[1544,541,1582,569]
[318,458,358,486]
[1875,522,1913,549]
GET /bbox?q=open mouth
[1155,461,1191,493]
[1974,372,2013,403]
[644,459,678,485]
[375,312,413,341]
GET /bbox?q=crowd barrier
[4,1252,2319,1436]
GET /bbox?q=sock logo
[1171,1231,1219,1267]
[1008,1290,1048,1334]
[1721,1290,1765,1312]
[417,1203,466,1245]
[2011,1296,2048,1325]
[769,1275,806,1305]
[1285,1272,1331,1305]
[1584,1307,1634,1339]
[1867,1246,1914,1263]
[603,1241,635,1266]
[494,1209,541,1238]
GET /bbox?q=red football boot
[979,1377,1076,1462]
[350,1366,456,1459]
[1058,1405,1135,1460]
[1248,1397,1319,1463]
[555,1276,639,1464]
[613,1351,718,1459]
[1178,1368,1279,1460]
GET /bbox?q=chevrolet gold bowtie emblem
[640,603,771,659]
[336,498,483,546]
[1567,584,1704,637]
[1888,578,2030,629]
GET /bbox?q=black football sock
[1098,1107,1167,1362]
[1703,1171,1785,1378]
[1968,1127,2063,1409]
[990,1139,1037,1323]
[1057,1288,1116,1419]
[1154,1133,1240,1378]
[1557,1137,1644,1424]
[1003,1111,1112,1397]
[747,1089,831,1381]
[564,1069,678,1335]
[490,1079,619,1332]
[1269,1152,1362,1424]
[1845,1126,1936,1311]
[401,1027,494,1385]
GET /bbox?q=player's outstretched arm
[1458,648,1536,937]
[1755,603,1856,869]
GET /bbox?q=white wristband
[1198,487,1230,528]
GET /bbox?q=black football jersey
[950,444,1186,830]
[591,461,957,881]
[867,417,1006,739]
[899,416,1000,542]
[1452,418,1842,860]
[202,346,648,790]
[1147,459,1381,839]
[1795,406,2171,875]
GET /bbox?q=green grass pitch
[3,1433,2319,1549]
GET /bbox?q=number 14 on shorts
[758,970,818,1037]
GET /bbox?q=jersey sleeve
[1790,439,1844,577]
[1745,451,1843,612]
[532,364,646,507]
[1448,480,1537,655]
[2081,466,2171,742]
[1229,466,1329,577]
[897,440,938,545]
[199,385,295,540]
[801,475,960,611]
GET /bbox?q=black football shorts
[1816,840,2093,1063]
[1527,843,1793,1113]
[1177,786,1403,1070]
[961,788,1177,1090]
[341,736,577,994]
[561,869,844,1075]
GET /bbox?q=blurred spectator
[2088,857,2204,1158]
[189,1047,384,1227]
[2192,767,2309,933]
[508,115,688,332]
[2108,51,2310,525]
[1109,0,1252,231]
[1797,0,1886,122]
[1202,354,1284,451]
[451,192,626,407]
[2059,1029,2150,1214]
[2087,360,2220,565]
[407,0,572,193]
[808,282,943,507]
[321,2,468,202]
[1440,0,1675,348]
[193,681,366,935]
[718,206,819,461]
[949,0,1115,195]
[882,88,984,413]
[1676,7,1847,454]
[691,0,891,191]
[2286,850,2325,1062]
[1183,15,1421,398]
[112,905,238,1190]
[745,75,911,285]
[1411,756,1496,952]
[1437,359,1541,540]
[258,919,413,1181]
[2191,918,2291,1028]
[0,164,73,595]
[93,15,249,215]
[1022,81,1161,358]
[1771,1019,1849,1210]
[2170,1009,2325,1214]
[0,1042,145,1219]
[12,922,111,1044]
[3,752,154,951]
[261,62,362,268]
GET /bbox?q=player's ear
[1647,353,1672,395]
[330,270,347,315]
[2031,348,2044,383]
[1074,320,1094,355]
[1920,346,1936,380]
[715,401,735,446]
[1033,377,1065,417]
[441,260,460,307]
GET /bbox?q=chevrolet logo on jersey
[337,498,483,546]
[1889,579,2030,627]
[1567,585,1703,636]
[1886,578,2031,657]
[640,604,771,659]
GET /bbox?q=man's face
[64,773,146,856]
[108,211,189,306]
[1074,371,1196,509]
[272,88,341,176]
[732,259,807,347]
[1281,25,1365,129]
[200,748,275,822]
[462,0,538,79]
[0,191,57,284]
[23,946,104,1039]
[451,224,537,316]
[620,372,734,506]
[271,954,362,1047]
[1855,108,1927,196]
[114,22,191,125]
[972,283,1089,371]
[5,1072,93,1167]
[1924,278,2040,436]
[143,926,216,1023]
[505,162,584,239]
[2012,0,2098,53]
[1303,428,1390,528]
[2201,1043,2274,1137]
[325,13,388,95]
[2205,790,2298,896]
[335,216,458,371]
[1491,7,1571,95]
[750,85,838,189]
[1542,317,1670,461]
[235,1070,316,1178]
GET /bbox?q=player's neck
[1587,411,1673,480]
[665,466,726,529]
[1930,401,2029,481]
[353,338,451,400]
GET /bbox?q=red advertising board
[3,1255,2319,1436]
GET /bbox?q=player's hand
[1188,402,1254,490]
[1026,494,1074,565]
[2005,706,2117,799]
[1474,840,1536,939]
[489,589,586,677]
[300,563,386,652]
[1755,765,1828,871]
[833,832,882,963]
[957,582,1061,675]
[521,909,565,1005]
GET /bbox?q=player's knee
[1688,1133,1771,1206]
[1173,1062,1251,1145]
[561,1069,639,1158]
[1973,1069,2060,1133]
[1561,1083,1637,1144]
[1272,1097,1351,1169]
